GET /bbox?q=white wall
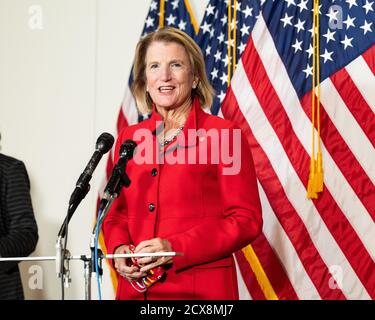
[0,0,208,300]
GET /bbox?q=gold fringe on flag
[307,0,324,199]
[242,245,279,300]
[233,0,237,72]
[159,0,165,28]
[227,0,238,86]
[184,0,199,34]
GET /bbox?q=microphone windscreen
[119,140,137,160]
[96,133,115,154]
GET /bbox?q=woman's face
[145,41,197,111]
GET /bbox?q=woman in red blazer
[103,27,262,300]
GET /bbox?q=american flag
[103,0,375,299]
[221,0,375,299]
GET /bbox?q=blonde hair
[132,27,214,113]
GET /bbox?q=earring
[193,79,199,89]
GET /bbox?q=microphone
[94,139,137,239]
[56,133,114,281]
[58,132,114,238]
[102,139,137,200]
[117,139,137,168]
[69,132,114,206]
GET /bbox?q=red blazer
[103,97,262,300]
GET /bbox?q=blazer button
[151,168,158,176]
[148,203,155,212]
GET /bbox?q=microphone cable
[94,206,103,300]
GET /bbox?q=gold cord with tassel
[233,0,237,72]
[307,0,324,199]
[159,0,165,27]
[227,0,238,86]
[315,0,324,193]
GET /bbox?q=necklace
[158,126,184,146]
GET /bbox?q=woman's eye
[172,63,181,68]
[150,64,159,70]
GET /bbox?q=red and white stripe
[223,15,375,299]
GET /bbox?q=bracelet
[128,244,166,293]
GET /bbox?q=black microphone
[58,132,114,238]
[69,132,115,206]
[118,139,137,166]
[101,139,137,200]
[90,140,137,274]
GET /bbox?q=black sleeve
[0,160,39,272]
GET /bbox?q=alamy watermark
[132,123,242,175]
[28,5,43,30]
[328,265,343,290]
[28,264,43,290]
[327,4,344,30]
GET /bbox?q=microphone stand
[54,131,114,297]
[56,183,91,298]
[0,252,181,299]
[88,163,131,300]
[54,138,134,299]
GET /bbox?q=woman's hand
[114,244,146,281]
[134,237,173,272]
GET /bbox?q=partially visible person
[0,135,39,300]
